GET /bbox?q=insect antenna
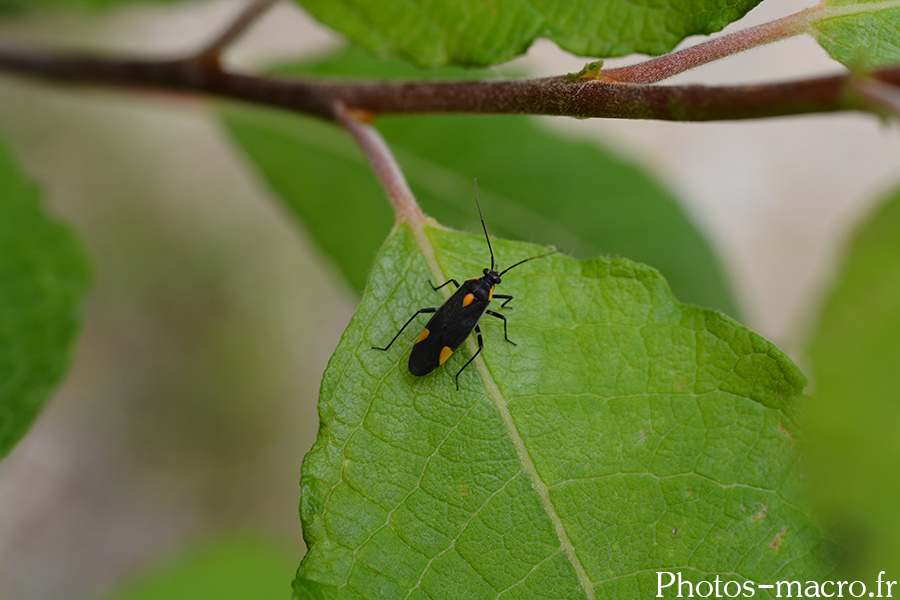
[499,248,558,277]
[473,179,495,272]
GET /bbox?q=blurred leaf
[101,536,297,600]
[0,140,90,460]
[221,108,393,295]
[378,116,739,317]
[0,0,186,12]
[812,0,900,69]
[806,184,900,576]
[223,48,738,315]
[295,0,763,67]
[295,224,838,598]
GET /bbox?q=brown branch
[853,78,900,118]
[0,44,898,122]
[194,0,277,67]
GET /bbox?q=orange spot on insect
[415,328,430,344]
[489,287,494,301]
[439,346,453,365]
[462,293,475,307]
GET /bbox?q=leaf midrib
[411,220,595,600]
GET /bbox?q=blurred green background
[1,0,900,598]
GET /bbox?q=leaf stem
[602,0,900,84]
[602,6,818,84]
[334,102,425,225]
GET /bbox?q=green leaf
[223,49,738,316]
[378,116,739,317]
[221,109,394,295]
[812,0,900,69]
[295,223,838,598]
[806,184,900,576]
[0,140,91,460]
[294,0,763,68]
[568,61,605,81]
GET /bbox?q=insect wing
[408,285,488,376]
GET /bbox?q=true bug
[372,185,555,389]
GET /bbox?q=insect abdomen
[407,284,489,377]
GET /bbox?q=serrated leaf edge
[811,0,900,26]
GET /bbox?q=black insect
[372,185,554,389]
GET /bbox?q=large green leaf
[223,49,738,316]
[295,0,763,67]
[812,0,900,69]
[806,184,900,577]
[295,223,838,598]
[0,141,91,459]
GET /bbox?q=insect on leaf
[295,222,839,598]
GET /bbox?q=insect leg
[430,279,460,291]
[486,310,516,345]
[372,307,437,351]
[454,325,484,390]
[493,294,513,308]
